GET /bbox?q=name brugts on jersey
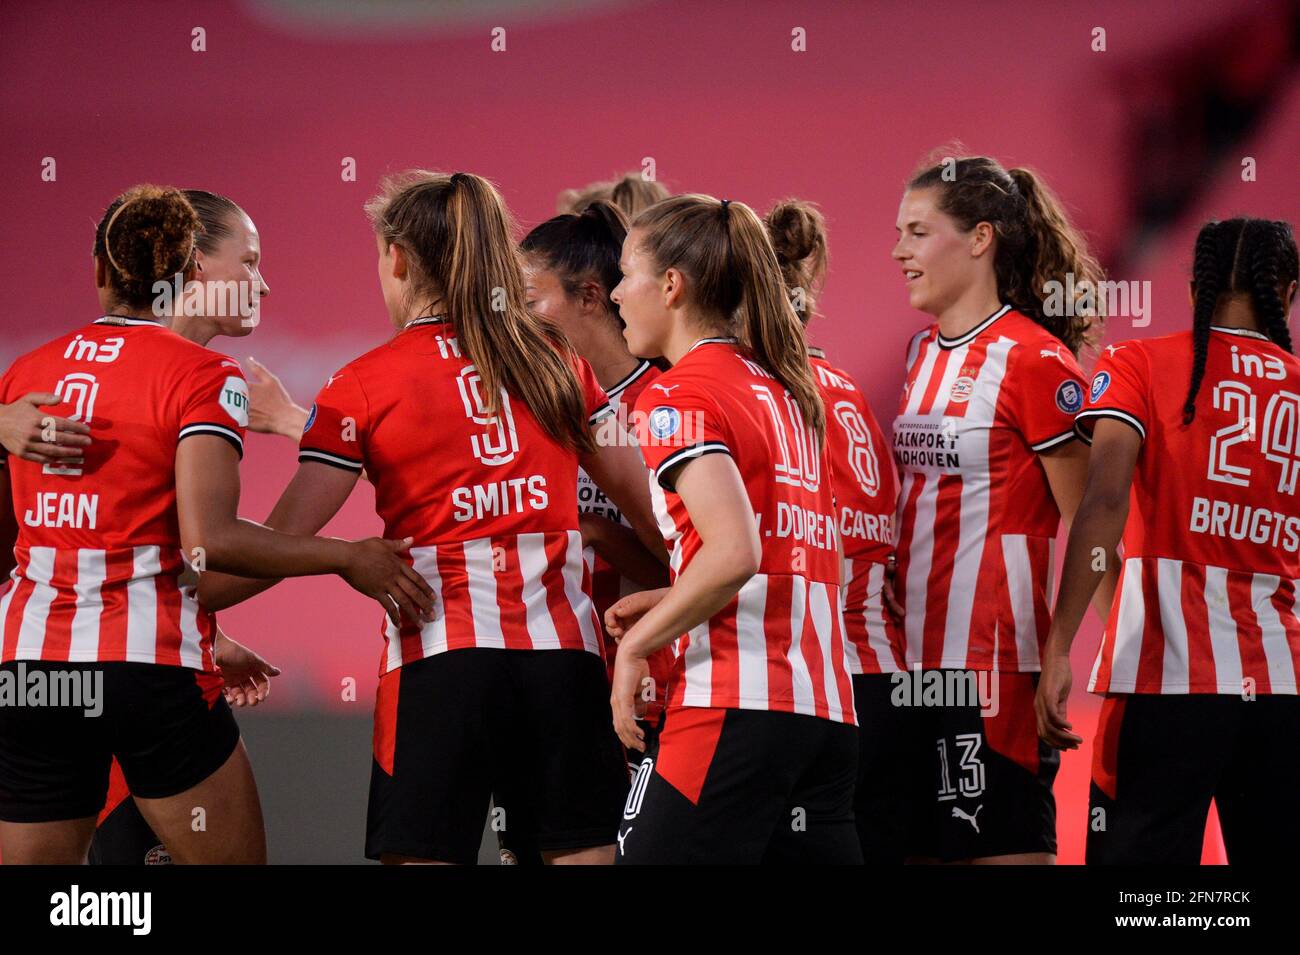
[1189,496,1300,552]
[452,476,549,522]
[24,493,99,529]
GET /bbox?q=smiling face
[610,228,675,358]
[892,186,988,318]
[193,211,268,335]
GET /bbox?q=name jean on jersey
[0,663,103,717]
[23,492,99,529]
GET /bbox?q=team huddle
[0,154,1296,865]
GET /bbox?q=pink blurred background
[2,0,1296,861]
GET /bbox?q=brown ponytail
[908,154,1105,355]
[764,199,828,325]
[632,195,826,442]
[560,172,670,219]
[366,170,595,454]
[92,185,199,310]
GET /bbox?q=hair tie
[720,198,731,212]
[103,198,137,278]
[450,172,467,188]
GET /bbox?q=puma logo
[650,383,679,396]
[1104,344,1127,357]
[1039,346,1068,365]
[617,827,632,855]
[952,805,983,833]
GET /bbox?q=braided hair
[1183,218,1298,423]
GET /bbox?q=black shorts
[89,795,170,865]
[366,648,627,864]
[852,672,920,864]
[0,661,239,824]
[1087,693,1300,865]
[496,719,652,866]
[615,706,861,865]
[901,669,1059,861]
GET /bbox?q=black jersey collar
[936,304,1012,349]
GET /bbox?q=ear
[969,222,995,258]
[577,280,607,314]
[1188,280,1197,309]
[94,256,108,289]
[1285,279,1297,311]
[662,266,686,309]
[390,243,408,281]
[192,248,206,275]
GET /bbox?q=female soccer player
[606,194,859,864]
[1037,218,1300,864]
[557,172,669,219]
[765,198,906,863]
[0,185,430,864]
[484,199,669,865]
[89,188,283,867]
[520,201,668,687]
[198,170,662,866]
[888,154,1114,864]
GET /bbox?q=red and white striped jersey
[893,306,1086,672]
[577,359,660,654]
[0,317,249,670]
[632,338,855,724]
[1077,327,1300,694]
[810,348,904,674]
[299,316,612,674]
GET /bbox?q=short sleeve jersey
[1076,327,1300,694]
[0,317,248,670]
[632,338,855,725]
[892,306,1087,672]
[810,348,904,674]
[298,316,613,673]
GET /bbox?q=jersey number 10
[751,384,821,492]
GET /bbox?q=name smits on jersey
[452,475,549,522]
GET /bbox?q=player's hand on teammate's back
[1034,642,1082,750]
[0,392,91,465]
[605,587,669,639]
[215,629,282,707]
[341,537,436,628]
